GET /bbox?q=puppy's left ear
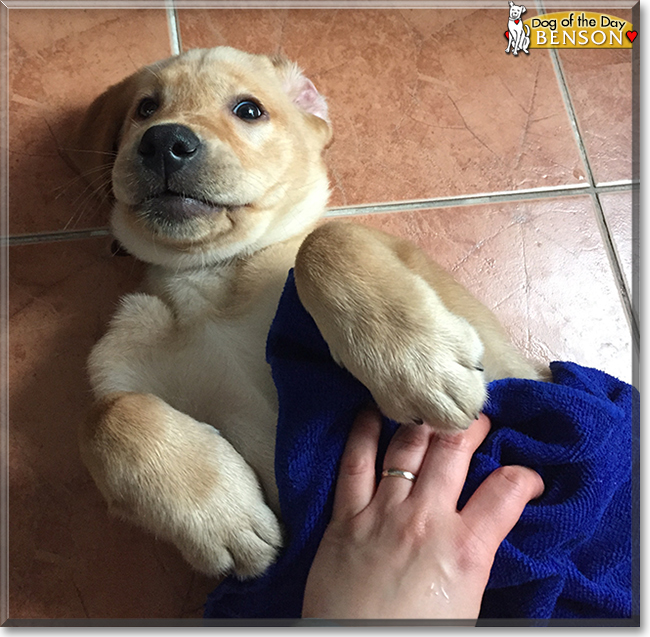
[62,70,144,199]
[271,54,333,146]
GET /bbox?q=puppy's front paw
[293,223,488,432]
[89,394,283,580]
[180,483,283,580]
[171,426,284,579]
[378,311,487,431]
[333,301,487,433]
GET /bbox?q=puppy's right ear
[270,54,332,147]
[62,72,141,198]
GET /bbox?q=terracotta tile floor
[3,4,637,623]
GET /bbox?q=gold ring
[381,468,417,482]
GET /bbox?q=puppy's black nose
[138,124,201,178]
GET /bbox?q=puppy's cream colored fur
[72,46,546,580]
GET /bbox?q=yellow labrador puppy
[70,47,545,580]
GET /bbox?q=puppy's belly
[160,326,280,506]
[90,297,281,509]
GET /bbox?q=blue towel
[204,270,637,621]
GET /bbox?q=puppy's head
[68,47,332,268]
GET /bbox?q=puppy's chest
[165,312,276,418]
[155,293,281,431]
[103,268,284,434]
[89,279,283,504]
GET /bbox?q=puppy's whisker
[53,164,114,199]
[64,187,110,230]
[63,170,114,230]
[70,166,114,204]
[64,177,109,220]
[58,146,118,158]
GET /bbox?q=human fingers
[374,422,436,507]
[410,414,491,508]
[331,407,383,521]
[460,465,544,557]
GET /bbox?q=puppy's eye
[233,100,264,121]
[137,98,159,119]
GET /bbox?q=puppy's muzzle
[133,124,225,227]
[138,124,202,179]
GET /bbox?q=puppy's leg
[80,392,282,578]
[82,295,282,579]
[295,222,546,432]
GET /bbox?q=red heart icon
[626,30,637,43]
[504,30,509,39]
[515,19,520,24]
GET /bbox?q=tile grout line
[3,181,639,247]
[6,227,112,246]
[325,181,637,217]
[536,0,639,350]
[534,1,599,188]
[591,189,639,349]
[166,0,182,55]
[328,185,591,216]
[551,55,639,349]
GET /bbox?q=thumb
[459,465,544,556]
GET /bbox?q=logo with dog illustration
[505,2,530,55]
[504,3,636,52]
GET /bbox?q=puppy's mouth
[137,191,245,224]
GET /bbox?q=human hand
[302,409,544,621]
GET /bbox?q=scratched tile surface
[558,7,634,186]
